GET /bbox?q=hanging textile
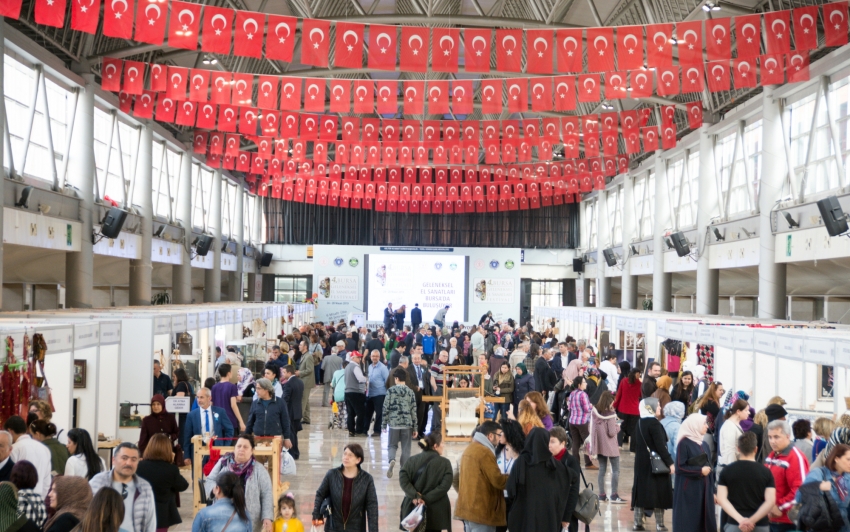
[695,344,715,382]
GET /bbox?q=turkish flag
[234,11,265,58]
[647,23,674,67]
[238,107,259,135]
[542,118,559,141]
[301,18,331,67]
[168,1,201,50]
[624,127,641,154]
[495,29,523,72]
[280,78,301,111]
[400,27,429,72]
[793,6,819,50]
[481,80,502,114]
[450,80,473,115]
[117,92,132,114]
[788,51,810,83]
[188,69,209,101]
[554,76,575,112]
[506,79,527,113]
[232,73,253,105]
[236,152,250,172]
[149,64,166,92]
[206,154,221,169]
[192,131,208,154]
[586,28,615,73]
[217,105,238,132]
[257,136,272,159]
[304,80,326,112]
[686,102,703,129]
[657,67,680,96]
[403,81,425,115]
[376,81,397,114]
[71,0,101,33]
[155,94,176,123]
[329,80,351,113]
[225,134,240,157]
[661,121,677,149]
[482,120,498,141]
[428,80,449,114]
[765,11,791,54]
[707,61,730,92]
[122,60,144,95]
[352,81,372,114]
[201,6,232,53]
[676,21,703,66]
[561,117,579,158]
[133,91,155,119]
[706,18,732,60]
[735,14,761,58]
[527,29,554,74]
[464,28,491,72]
[682,64,704,93]
[261,111,280,136]
[617,26,644,71]
[300,115,319,140]
[368,25,398,71]
[134,0,167,44]
[824,2,849,46]
[320,115,338,140]
[165,66,188,100]
[530,78,552,112]
[734,58,757,88]
[660,104,676,129]
[267,15,297,62]
[334,22,364,68]
[362,118,380,141]
[102,0,133,38]
[605,72,628,100]
[556,29,583,73]
[256,76,278,109]
[760,54,785,85]
[642,127,659,152]
[578,74,600,103]
[432,28,460,72]
[602,132,617,157]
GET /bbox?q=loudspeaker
[817,196,849,236]
[670,231,690,257]
[572,258,584,273]
[100,207,127,239]
[195,234,213,256]
[260,253,273,267]
[603,248,617,267]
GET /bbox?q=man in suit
[295,341,315,424]
[182,387,235,471]
[409,349,432,436]
[280,365,304,460]
[0,431,13,482]
[410,304,422,333]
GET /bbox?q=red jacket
[612,379,642,416]
[766,444,810,524]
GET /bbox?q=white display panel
[364,253,467,322]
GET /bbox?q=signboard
[164,396,191,413]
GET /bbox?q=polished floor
[172,388,672,531]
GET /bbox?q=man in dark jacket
[365,332,384,354]
[0,431,13,482]
[534,349,557,396]
[280,366,304,459]
[246,378,293,451]
[383,303,395,331]
[409,350,432,435]
[410,304,422,332]
[642,361,661,398]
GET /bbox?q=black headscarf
[517,428,556,483]
[618,360,631,388]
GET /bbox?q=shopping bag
[280,449,297,476]
[401,503,425,532]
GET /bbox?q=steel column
[227,181,244,302]
[172,150,193,304]
[696,125,720,315]
[621,174,638,309]
[204,169,223,302]
[129,123,153,306]
[596,194,612,307]
[652,153,672,312]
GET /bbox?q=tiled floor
[172,388,672,531]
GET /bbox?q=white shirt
[64,453,106,478]
[448,347,459,365]
[599,360,620,393]
[11,435,52,497]
[198,406,215,442]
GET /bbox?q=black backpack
[796,478,844,532]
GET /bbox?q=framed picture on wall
[819,365,835,399]
[73,360,86,389]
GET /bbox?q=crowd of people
[4,312,850,532]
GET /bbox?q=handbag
[280,449,297,476]
[319,496,333,529]
[400,454,438,532]
[639,419,670,475]
[573,469,600,524]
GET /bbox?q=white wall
[72,346,99,437]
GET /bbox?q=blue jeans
[495,402,510,421]
[434,320,444,328]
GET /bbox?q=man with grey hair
[322,344,345,406]
[245,378,293,448]
[766,419,808,531]
[0,430,13,482]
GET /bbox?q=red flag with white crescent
[823,2,849,46]
[175,101,196,126]
[793,5,819,51]
[301,18,331,67]
[133,91,155,119]
[617,26,644,71]
[686,102,703,130]
[192,131,208,155]
[238,107,259,135]
[231,73,253,106]
[303,80,326,112]
[101,59,123,92]
[481,80,503,114]
[661,122,677,150]
[334,22,364,69]
[586,27,614,73]
[167,1,201,50]
[506,79,528,113]
[432,28,460,73]
[642,126,659,152]
[530,78,552,112]
[102,0,133,38]
[329,80,351,113]
[647,23,674,68]
[149,64,166,92]
[257,76,278,110]
[788,52,811,83]
[464,28,491,73]
[353,81,373,114]
[201,6,233,53]
[451,80,473,115]
[261,110,280,137]
[376,81,398,115]
[735,14,762,58]
[134,0,166,44]
[682,64,704,93]
[122,60,145,95]
[526,29,554,74]
[630,70,652,98]
[578,74,600,103]
[733,58,757,88]
[188,68,210,102]
[706,61,730,92]
[760,55,785,86]
[117,92,132,114]
[403,81,425,115]
[217,104,238,133]
[165,66,188,100]
[556,29,583,73]
[706,18,731,61]
[676,20,703,66]
[368,25,398,71]
[605,72,628,100]
[554,76,576,112]
[764,11,791,54]
[428,80,450,115]
[266,15,297,62]
[496,29,523,72]
[656,66,680,96]
[279,78,302,111]
[400,27,429,72]
[225,134,240,157]
[234,11,265,58]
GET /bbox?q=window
[192,165,213,230]
[221,180,234,239]
[634,171,655,239]
[668,152,699,229]
[586,201,597,248]
[609,186,623,245]
[744,121,762,201]
[151,143,181,220]
[4,55,70,183]
[830,76,850,189]
[93,107,136,203]
[716,128,754,216]
[274,276,311,302]
[530,281,564,311]
[790,91,838,198]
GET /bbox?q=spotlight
[15,186,33,209]
[713,227,725,241]
[629,244,638,256]
[782,212,800,229]
[153,224,166,238]
[670,231,691,257]
[603,248,618,267]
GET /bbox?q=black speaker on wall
[572,258,584,273]
[100,207,127,239]
[602,248,617,267]
[670,231,691,257]
[195,234,213,256]
[260,253,273,267]
[817,196,849,236]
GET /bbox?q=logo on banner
[349,257,359,267]
[474,259,485,270]
[434,262,443,270]
[489,260,500,269]
[450,263,458,270]
[334,257,344,267]
[505,260,515,270]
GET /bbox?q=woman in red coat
[138,394,182,464]
[613,368,643,452]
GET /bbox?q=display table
[97,439,122,469]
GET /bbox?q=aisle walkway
[172,387,672,531]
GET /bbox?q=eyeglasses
[121,483,128,500]
[495,432,504,438]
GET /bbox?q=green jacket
[381,384,417,430]
[398,450,454,531]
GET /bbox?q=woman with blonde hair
[524,391,553,430]
[813,417,837,462]
[517,399,544,434]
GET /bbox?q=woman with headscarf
[651,376,673,419]
[672,414,716,532]
[632,398,674,531]
[138,394,181,462]
[813,427,850,468]
[41,476,92,532]
[506,427,573,532]
[660,402,686,464]
[0,482,39,532]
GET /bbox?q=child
[274,493,304,532]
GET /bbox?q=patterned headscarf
[236,367,255,396]
[825,427,850,457]
[41,477,92,532]
[639,398,660,419]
